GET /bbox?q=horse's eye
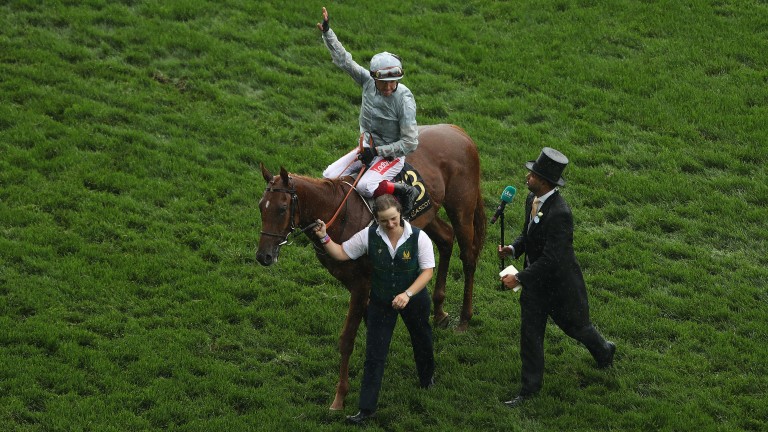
[278,205,288,215]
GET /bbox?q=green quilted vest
[368,225,421,305]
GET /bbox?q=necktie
[530,197,540,220]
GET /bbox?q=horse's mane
[287,173,372,213]
[287,173,373,231]
[289,173,357,197]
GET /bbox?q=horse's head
[256,164,298,266]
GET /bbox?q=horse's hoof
[329,397,344,411]
[434,312,450,329]
[455,321,470,333]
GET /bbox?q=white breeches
[322,147,405,197]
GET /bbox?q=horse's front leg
[330,289,367,410]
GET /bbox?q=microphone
[489,186,517,224]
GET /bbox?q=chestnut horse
[256,124,485,410]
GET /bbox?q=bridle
[260,167,367,247]
[261,133,382,252]
[259,179,314,247]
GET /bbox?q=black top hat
[525,147,568,186]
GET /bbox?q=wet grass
[1,0,766,431]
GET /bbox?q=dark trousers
[519,292,611,395]
[358,289,435,413]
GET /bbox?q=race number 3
[405,170,425,200]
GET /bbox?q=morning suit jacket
[511,191,590,326]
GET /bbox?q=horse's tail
[472,187,487,256]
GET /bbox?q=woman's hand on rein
[314,219,327,238]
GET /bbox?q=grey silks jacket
[321,28,419,159]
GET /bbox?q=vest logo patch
[402,250,411,261]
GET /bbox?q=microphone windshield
[500,185,517,203]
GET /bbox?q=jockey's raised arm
[316,6,420,219]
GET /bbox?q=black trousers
[519,292,611,395]
[358,289,435,413]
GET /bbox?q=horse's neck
[297,177,372,239]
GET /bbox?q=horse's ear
[260,163,273,183]
[279,166,290,184]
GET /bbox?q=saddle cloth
[392,162,433,220]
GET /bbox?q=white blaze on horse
[256,124,485,410]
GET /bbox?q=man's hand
[316,7,329,32]
[358,147,376,165]
[501,274,520,290]
[498,245,514,259]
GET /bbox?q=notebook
[499,264,522,292]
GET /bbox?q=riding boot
[393,183,419,220]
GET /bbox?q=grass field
[1,1,767,431]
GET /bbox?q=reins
[262,164,366,247]
[325,166,365,228]
[324,132,370,228]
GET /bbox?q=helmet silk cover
[370,52,403,81]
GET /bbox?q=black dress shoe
[503,394,532,408]
[346,410,375,425]
[420,375,435,389]
[598,341,616,369]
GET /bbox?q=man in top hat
[498,147,616,408]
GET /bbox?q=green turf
[1,1,766,431]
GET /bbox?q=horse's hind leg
[423,217,454,329]
[445,199,483,332]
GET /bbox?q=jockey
[316,7,421,219]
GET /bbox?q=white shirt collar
[536,188,558,206]
[375,220,413,256]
